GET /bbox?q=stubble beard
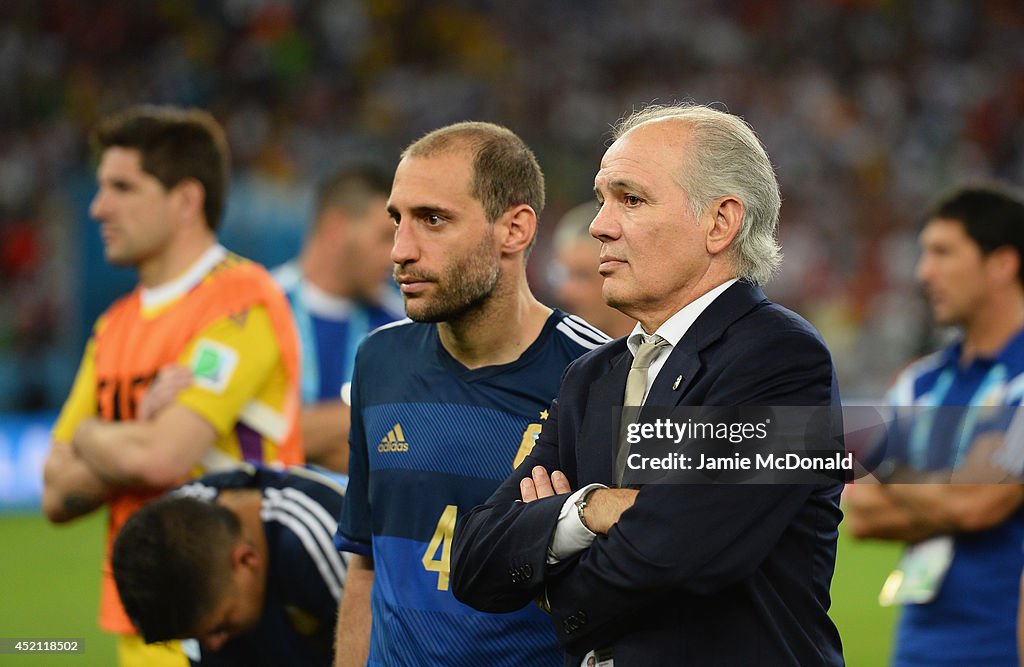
[403,245,502,324]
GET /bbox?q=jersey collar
[140,244,227,311]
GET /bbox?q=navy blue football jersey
[337,311,608,666]
[174,464,347,667]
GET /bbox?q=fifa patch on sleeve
[189,338,239,394]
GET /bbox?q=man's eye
[427,214,443,225]
[624,195,642,206]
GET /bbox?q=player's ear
[705,195,743,256]
[316,208,349,243]
[498,204,538,256]
[986,245,1020,287]
[171,178,206,225]
[232,540,260,572]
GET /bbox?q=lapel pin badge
[672,375,683,391]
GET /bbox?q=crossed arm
[454,455,818,654]
[846,482,1024,541]
[71,403,216,487]
[846,432,1024,542]
[43,366,215,522]
[452,329,839,652]
[520,466,636,535]
[42,441,112,523]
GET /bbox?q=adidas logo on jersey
[378,424,409,452]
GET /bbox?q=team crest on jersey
[513,422,543,468]
[378,423,410,452]
[190,338,239,394]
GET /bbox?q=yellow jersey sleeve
[175,304,282,436]
[51,336,99,443]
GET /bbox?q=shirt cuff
[546,483,606,565]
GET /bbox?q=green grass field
[0,511,115,666]
[832,528,902,666]
[0,510,900,667]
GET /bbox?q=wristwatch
[574,488,596,533]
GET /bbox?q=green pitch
[0,511,115,666]
[832,528,902,666]
[0,511,899,667]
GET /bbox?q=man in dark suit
[451,103,845,666]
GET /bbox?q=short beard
[404,239,501,324]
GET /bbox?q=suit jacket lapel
[578,282,768,483]
[645,335,701,408]
[578,348,631,485]
[646,281,767,409]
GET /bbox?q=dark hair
[111,496,240,643]
[314,163,393,224]
[925,182,1024,282]
[91,105,231,231]
[402,121,545,252]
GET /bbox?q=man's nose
[89,189,108,221]
[589,203,618,242]
[391,220,419,265]
[914,255,931,285]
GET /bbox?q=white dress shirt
[546,279,739,564]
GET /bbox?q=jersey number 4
[422,422,542,591]
[422,504,458,590]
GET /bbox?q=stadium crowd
[6,2,1024,663]
[2,0,1024,410]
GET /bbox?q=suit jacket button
[523,564,533,579]
[577,611,587,626]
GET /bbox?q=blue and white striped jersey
[273,261,403,403]
[884,329,1024,667]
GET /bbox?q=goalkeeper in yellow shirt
[42,105,303,667]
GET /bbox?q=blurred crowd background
[3,0,1024,411]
